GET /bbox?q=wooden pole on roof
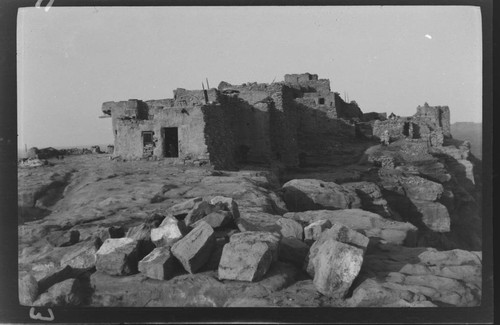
[206,78,210,89]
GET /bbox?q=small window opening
[114,130,117,135]
[318,98,325,105]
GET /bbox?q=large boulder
[229,231,281,262]
[399,176,444,202]
[171,221,215,273]
[311,238,365,299]
[306,224,369,277]
[275,218,303,240]
[281,179,361,212]
[218,240,273,282]
[95,238,140,276]
[138,246,178,280]
[284,209,418,246]
[150,216,187,247]
[304,219,332,242]
[411,199,451,232]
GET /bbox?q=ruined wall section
[201,103,237,170]
[415,104,451,137]
[269,84,300,167]
[373,104,451,146]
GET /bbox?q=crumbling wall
[415,104,451,137]
[334,94,363,120]
[269,84,300,167]
[284,73,331,95]
[201,103,237,169]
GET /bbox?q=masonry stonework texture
[102,74,451,169]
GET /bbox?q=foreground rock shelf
[18,137,482,307]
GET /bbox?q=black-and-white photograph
[4,2,492,322]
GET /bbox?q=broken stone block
[411,199,451,233]
[184,201,218,227]
[276,218,303,240]
[218,240,273,282]
[229,231,281,262]
[278,237,309,267]
[125,223,156,259]
[306,224,369,277]
[60,238,101,269]
[312,238,365,299]
[304,219,332,242]
[138,246,177,280]
[171,221,215,273]
[192,211,233,229]
[282,179,361,212]
[169,197,203,217]
[19,273,39,305]
[95,238,140,275]
[150,216,186,247]
[210,196,240,219]
[46,230,80,247]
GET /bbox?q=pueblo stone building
[101,73,451,169]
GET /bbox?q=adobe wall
[107,100,208,160]
[415,104,451,137]
[201,103,237,169]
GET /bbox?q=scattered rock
[192,210,233,229]
[169,197,203,217]
[282,179,361,212]
[95,238,140,276]
[150,216,186,247]
[399,176,444,202]
[229,231,281,262]
[275,218,303,240]
[184,201,218,227]
[312,238,365,299]
[138,246,178,280]
[411,199,451,232]
[218,240,273,282]
[171,221,215,273]
[60,238,101,269]
[306,224,369,277]
[19,273,39,305]
[284,209,417,246]
[304,219,332,242]
[46,230,80,247]
[210,196,240,219]
[235,211,281,232]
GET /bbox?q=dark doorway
[163,127,179,157]
[412,123,421,139]
[403,122,410,137]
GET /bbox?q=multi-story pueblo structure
[101,73,451,169]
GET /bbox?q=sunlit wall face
[17,6,482,149]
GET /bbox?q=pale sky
[17,6,482,149]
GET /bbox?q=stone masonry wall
[110,103,208,160]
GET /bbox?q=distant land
[17,144,113,159]
[451,122,482,159]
